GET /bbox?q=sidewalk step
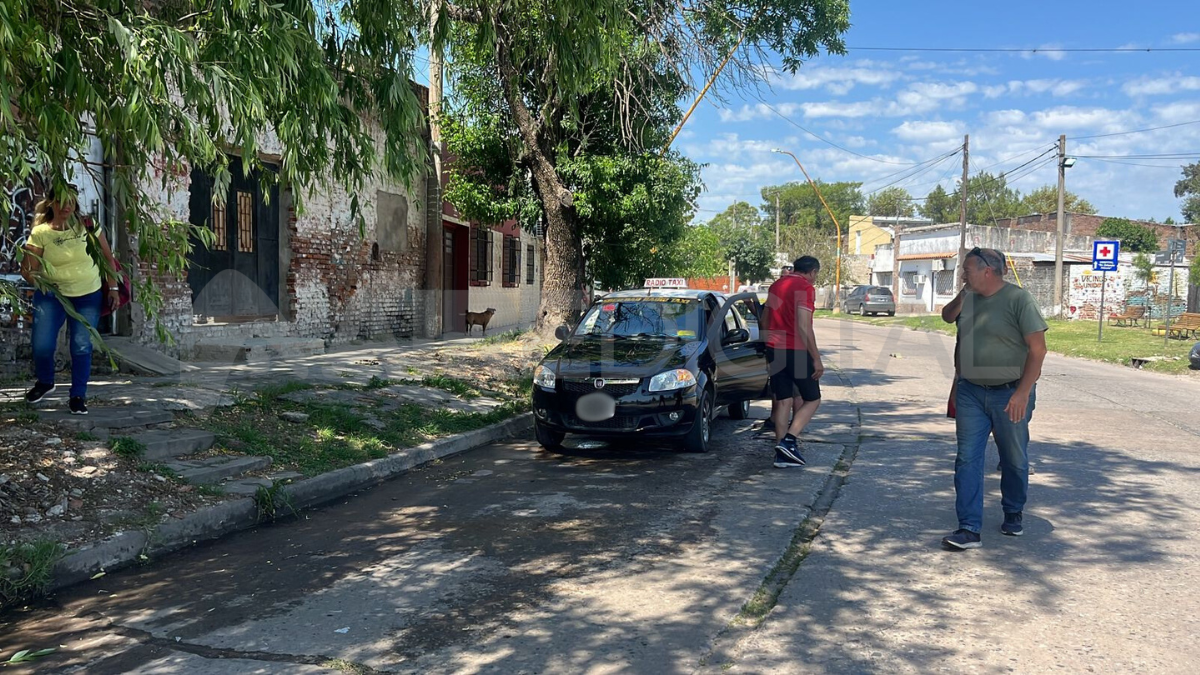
[127,429,216,461]
[166,456,272,485]
[38,407,174,432]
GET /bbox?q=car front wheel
[683,392,713,453]
[534,419,564,450]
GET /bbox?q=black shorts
[766,349,822,402]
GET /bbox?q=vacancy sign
[1093,240,1120,272]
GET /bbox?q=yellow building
[847,215,933,257]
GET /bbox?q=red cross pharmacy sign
[1092,240,1119,272]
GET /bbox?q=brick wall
[994,213,1196,254]
[125,126,430,359]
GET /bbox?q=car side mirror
[554,325,570,341]
[723,327,750,345]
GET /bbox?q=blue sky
[676,1,1200,223]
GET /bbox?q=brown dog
[464,308,497,335]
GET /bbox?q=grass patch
[75,431,100,442]
[254,380,314,403]
[197,378,531,476]
[195,484,226,497]
[110,436,147,460]
[0,540,65,608]
[136,463,180,481]
[363,375,393,390]
[480,328,525,345]
[419,374,480,399]
[254,482,297,522]
[738,515,821,624]
[112,502,166,532]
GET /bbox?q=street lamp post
[773,148,843,313]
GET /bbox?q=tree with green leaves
[1096,218,1159,253]
[1175,161,1200,224]
[919,184,958,224]
[953,171,1022,225]
[669,224,727,279]
[1019,185,1096,215]
[867,187,915,218]
[2,0,428,336]
[703,201,774,281]
[436,0,851,330]
[762,180,864,237]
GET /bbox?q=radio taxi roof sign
[644,278,688,289]
[1092,240,1119,272]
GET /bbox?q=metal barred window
[525,244,535,284]
[935,270,956,295]
[236,191,255,253]
[211,201,227,250]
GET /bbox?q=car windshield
[574,297,704,340]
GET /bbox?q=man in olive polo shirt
[941,247,1048,550]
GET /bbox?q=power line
[865,149,963,197]
[1076,152,1200,159]
[1084,157,1191,169]
[849,46,1200,53]
[973,143,1059,174]
[1072,119,1200,140]
[858,147,962,191]
[754,99,921,166]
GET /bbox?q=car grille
[562,379,640,397]
[565,415,639,430]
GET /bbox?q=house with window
[1,83,545,373]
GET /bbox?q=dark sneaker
[942,529,982,550]
[24,382,55,403]
[1001,512,1024,536]
[775,437,806,466]
[773,449,804,469]
[69,397,88,416]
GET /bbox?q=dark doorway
[443,224,469,333]
[187,159,280,321]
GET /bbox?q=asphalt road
[0,365,861,673]
[5,317,1199,674]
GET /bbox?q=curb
[49,413,534,592]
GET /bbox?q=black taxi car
[531,283,769,453]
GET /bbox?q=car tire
[534,419,565,451]
[858,304,866,316]
[683,391,713,453]
[887,310,895,317]
[728,399,750,420]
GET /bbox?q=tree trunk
[492,16,583,334]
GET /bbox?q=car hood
[545,337,701,379]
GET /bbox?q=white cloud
[1123,74,1200,96]
[1171,33,1200,44]
[717,102,800,123]
[842,135,871,148]
[984,109,1027,126]
[1152,101,1200,122]
[1002,79,1088,97]
[890,81,978,113]
[983,84,1008,98]
[891,120,965,143]
[778,63,904,93]
[800,101,881,118]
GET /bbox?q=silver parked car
[841,285,896,316]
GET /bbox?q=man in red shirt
[762,256,824,468]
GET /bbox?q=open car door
[707,292,770,403]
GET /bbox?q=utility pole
[1054,134,1067,318]
[425,0,445,336]
[958,134,969,262]
[775,194,780,251]
[892,212,903,307]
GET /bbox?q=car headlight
[648,369,697,392]
[534,365,556,390]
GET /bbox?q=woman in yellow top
[20,193,120,415]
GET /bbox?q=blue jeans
[31,289,103,399]
[954,379,1036,533]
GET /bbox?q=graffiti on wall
[1068,267,1126,321]
[2,176,47,276]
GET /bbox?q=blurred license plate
[575,392,615,422]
